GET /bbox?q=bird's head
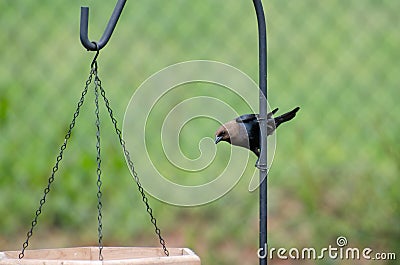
[215,121,236,144]
[215,126,229,144]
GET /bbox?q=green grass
[1,1,399,264]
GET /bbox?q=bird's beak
[215,136,223,144]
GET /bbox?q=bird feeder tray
[0,247,200,265]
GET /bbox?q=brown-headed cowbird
[215,107,300,157]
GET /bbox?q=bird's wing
[235,114,258,123]
[236,108,279,123]
[268,108,279,118]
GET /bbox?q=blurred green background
[1,1,399,264]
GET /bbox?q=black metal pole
[252,0,268,264]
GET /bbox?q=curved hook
[90,43,100,70]
[80,0,127,51]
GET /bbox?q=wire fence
[1,1,399,265]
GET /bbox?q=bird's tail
[274,107,300,128]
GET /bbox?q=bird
[214,107,300,157]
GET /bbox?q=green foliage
[1,1,399,265]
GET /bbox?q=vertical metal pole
[252,0,268,264]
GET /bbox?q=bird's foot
[255,159,268,171]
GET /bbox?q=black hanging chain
[18,67,94,259]
[96,68,170,257]
[19,48,169,259]
[93,61,104,260]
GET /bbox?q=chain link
[18,69,94,259]
[94,69,104,260]
[97,78,170,257]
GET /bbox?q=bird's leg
[252,148,260,167]
[253,148,268,171]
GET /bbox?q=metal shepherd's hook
[80,0,127,51]
[252,0,268,265]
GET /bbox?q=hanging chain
[19,69,94,259]
[94,64,104,260]
[19,49,169,259]
[96,73,170,257]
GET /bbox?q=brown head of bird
[215,120,250,149]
